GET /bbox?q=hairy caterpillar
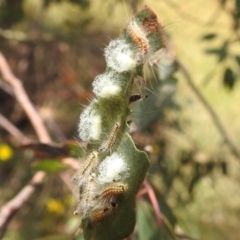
[89,199,117,223]
[77,173,96,217]
[99,122,121,154]
[93,183,128,202]
[82,151,99,175]
[88,183,128,222]
[129,21,150,64]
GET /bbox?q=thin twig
[0,80,14,96]
[0,50,50,231]
[0,113,30,144]
[175,233,198,240]
[143,180,162,228]
[0,171,45,239]
[0,51,80,239]
[0,52,50,238]
[62,158,80,170]
[160,213,179,240]
[178,61,240,160]
[136,187,148,198]
[0,51,51,143]
[138,182,179,240]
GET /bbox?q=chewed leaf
[83,133,149,240]
[74,5,163,240]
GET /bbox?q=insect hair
[99,122,121,154]
[89,196,118,223]
[93,182,128,203]
[128,21,150,65]
[82,150,99,175]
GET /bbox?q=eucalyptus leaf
[137,200,159,240]
[223,67,235,90]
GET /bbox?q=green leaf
[205,41,228,62]
[75,232,85,240]
[201,33,217,41]
[236,0,240,9]
[204,48,226,62]
[148,181,177,240]
[234,0,240,20]
[83,133,150,240]
[223,68,235,90]
[32,159,69,172]
[205,49,221,54]
[137,200,159,240]
[235,56,240,66]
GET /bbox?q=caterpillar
[82,151,99,175]
[93,182,128,202]
[128,21,150,65]
[99,122,121,154]
[89,197,118,223]
[78,173,96,218]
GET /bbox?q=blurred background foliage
[0,0,240,239]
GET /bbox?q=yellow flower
[0,144,13,161]
[46,198,65,215]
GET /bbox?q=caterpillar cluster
[74,5,165,240]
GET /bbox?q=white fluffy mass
[105,39,137,72]
[97,152,129,184]
[78,104,102,142]
[92,72,121,98]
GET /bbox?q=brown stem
[0,51,80,239]
[143,180,162,228]
[0,52,51,143]
[0,171,45,239]
[0,52,50,238]
[0,113,30,144]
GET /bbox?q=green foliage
[83,134,149,240]
[137,200,159,240]
[201,33,218,41]
[223,67,235,89]
[201,0,240,90]
[1,1,240,240]
[32,159,69,172]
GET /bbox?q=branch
[178,61,240,160]
[143,180,163,228]
[0,80,14,96]
[0,52,51,143]
[0,52,51,237]
[0,51,81,239]
[0,113,30,144]
[0,171,45,239]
